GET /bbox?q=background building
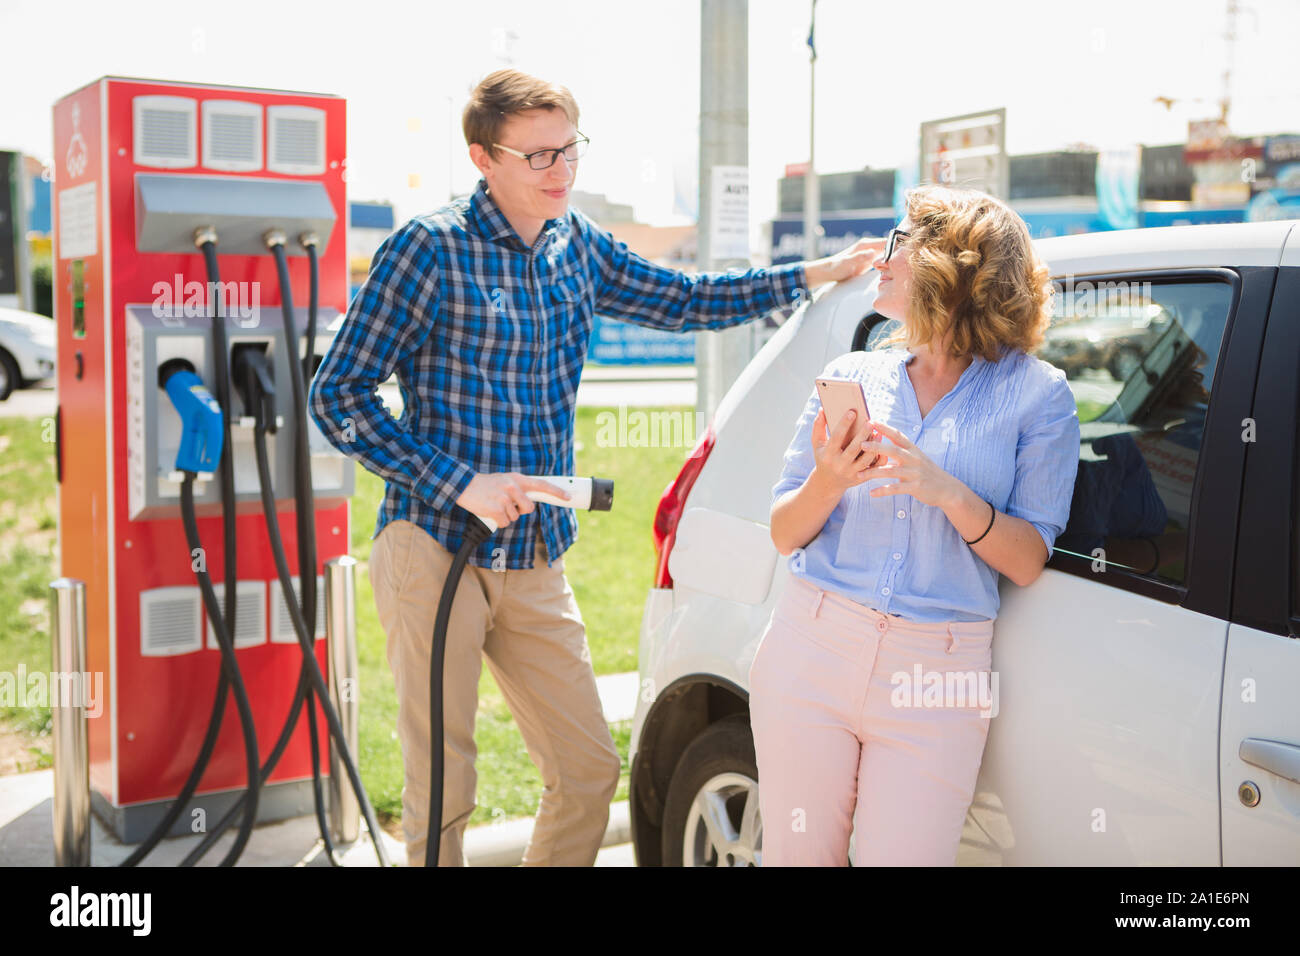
[769,132,1300,264]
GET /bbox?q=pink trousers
[749,574,996,866]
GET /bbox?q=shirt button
[913,425,921,433]
[881,587,891,595]
[892,552,902,560]
[896,509,906,519]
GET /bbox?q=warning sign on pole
[709,165,749,262]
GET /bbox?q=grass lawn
[0,418,58,771]
[0,406,693,832]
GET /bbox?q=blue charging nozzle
[159,358,224,475]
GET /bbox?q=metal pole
[325,556,360,844]
[695,0,751,424]
[803,0,820,261]
[50,578,90,867]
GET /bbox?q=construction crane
[1154,0,1256,128]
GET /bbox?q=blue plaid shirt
[310,177,809,569]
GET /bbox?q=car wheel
[660,715,762,866]
[0,350,19,402]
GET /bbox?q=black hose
[270,241,338,866]
[297,243,334,864]
[423,482,610,865]
[303,241,318,385]
[180,244,341,866]
[305,686,341,866]
[122,239,250,866]
[426,516,493,867]
[179,667,313,865]
[201,240,241,687]
[175,654,338,866]
[270,244,317,659]
[178,241,387,867]
[281,242,317,647]
[251,419,391,867]
[179,475,261,866]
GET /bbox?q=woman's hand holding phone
[772,392,884,555]
[809,406,883,495]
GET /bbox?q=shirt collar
[898,348,988,392]
[468,177,563,250]
[899,343,1004,370]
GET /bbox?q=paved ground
[0,382,54,419]
[0,768,636,867]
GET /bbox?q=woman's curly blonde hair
[877,184,1055,361]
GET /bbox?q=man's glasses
[493,134,590,170]
[884,227,911,263]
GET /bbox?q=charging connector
[158,358,224,475]
[231,344,277,432]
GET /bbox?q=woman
[750,183,1081,866]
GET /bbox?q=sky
[3,0,1298,246]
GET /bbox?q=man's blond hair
[463,69,580,161]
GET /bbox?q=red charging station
[52,76,354,842]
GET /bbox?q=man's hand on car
[803,236,888,286]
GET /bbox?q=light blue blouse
[772,344,1081,623]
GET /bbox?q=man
[309,68,881,866]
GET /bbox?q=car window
[861,315,899,352]
[1042,278,1233,585]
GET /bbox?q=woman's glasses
[884,228,911,263]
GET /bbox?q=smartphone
[815,377,881,467]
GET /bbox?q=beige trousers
[368,519,621,866]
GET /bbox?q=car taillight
[652,422,716,589]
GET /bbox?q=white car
[629,219,1300,866]
[0,306,56,401]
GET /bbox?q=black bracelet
[963,499,996,545]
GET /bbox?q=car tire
[0,349,19,402]
[660,715,763,867]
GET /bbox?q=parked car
[629,219,1300,866]
[0,306,56,401]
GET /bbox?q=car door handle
[1239,738,1300,785]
